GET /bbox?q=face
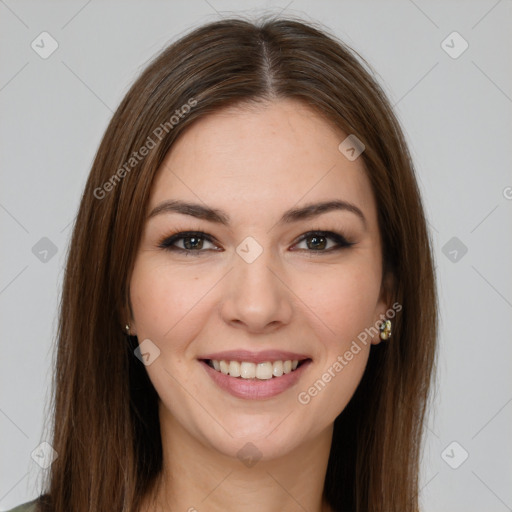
[128,98,391,461]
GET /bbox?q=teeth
[209,359,301,379]
[273,360,283,377]
[240,361,255,379]
[256,362,273,380]
[219,360,229,375]
[228,361,241,377]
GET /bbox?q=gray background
[1,1,511,511]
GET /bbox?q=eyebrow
[148,199,367,229]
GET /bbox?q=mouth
[198,352,312,400]
[202,358,310,380]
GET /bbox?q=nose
[219,248,293,334]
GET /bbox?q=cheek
[290,260,380,416]
[293,271,377,426]
[129,260,213,400]
[129,259,211,344]
[295,260,382,346]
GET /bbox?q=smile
[206,359,303,379]
[198,351,312,400]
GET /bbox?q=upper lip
[199,350,311,364]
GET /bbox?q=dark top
[5,499,38,512]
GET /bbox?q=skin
[129,98,392,512]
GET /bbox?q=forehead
[149,99,377,229]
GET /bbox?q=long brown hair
[37,16,437,512]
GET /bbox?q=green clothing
[4,499,38,512]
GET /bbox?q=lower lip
[200,360,311,400]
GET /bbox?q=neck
[141,403,335,512]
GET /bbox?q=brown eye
[306,234,328,250]
[181,235,204,250]
[293,231,354,252]
[159,231,219,254]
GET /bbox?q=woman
[9,16,437,512]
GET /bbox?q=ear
[371,270,395,346]
[119,295,137,336]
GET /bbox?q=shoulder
[4,498,39,512]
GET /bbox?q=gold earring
[379,319,392,340]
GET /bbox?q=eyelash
[157,230,355,256]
